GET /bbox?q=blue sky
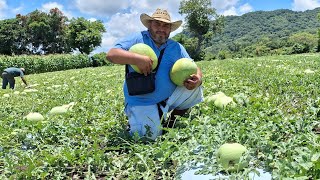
[1,0,320,53]
[242,0,293,11]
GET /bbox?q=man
[1,67,28,89]
[106,8,203,140]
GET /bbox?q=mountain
[208,7,320,54]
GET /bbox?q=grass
[0,53,319,179]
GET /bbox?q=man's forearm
[21,78,28,86]
[106,48,144,65]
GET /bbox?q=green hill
[207,7,320,55]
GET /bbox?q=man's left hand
[183,74,202,90]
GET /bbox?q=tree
[317,13,320,52]
[66,17,106,54]
[179,0,224,60]
[0,8,105,55]
[288,32,317,53]
[16,8,69,54]
[173,33,200,59]
[18,10,51,54]
[45,8,70,54]
[0,18,26,55]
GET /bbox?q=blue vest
[114,31,191,106]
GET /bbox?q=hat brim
[140,13,182,32]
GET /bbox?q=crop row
[0,54,93,74]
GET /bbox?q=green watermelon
[170,58,197,86]
[217,143,248,172]
[129,43,158,73]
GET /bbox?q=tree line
[0,8,105,55]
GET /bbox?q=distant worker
[1,67,28,89]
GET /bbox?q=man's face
[149,20,171,46]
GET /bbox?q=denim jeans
[1,72,15,89]
[125,104,162,140]
[124,86,204,140]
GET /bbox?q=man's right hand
[136,55,153,76]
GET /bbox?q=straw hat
[140,8,182,32]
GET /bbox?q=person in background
[1,67,28,89]
[106,8,203,140]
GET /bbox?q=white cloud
[75,0,130,17]
[96,11,142,53]
[239,3,253,14]
[42,2,63,12]
[222,7,237,16]
[212,0,239,10]
[292,0,320,11]
[0,0,7,9]
[101,35,117,50]
[12,6,24,14]
[130,0,181,15]
[41,2,73,18]
[0,0,8,19]
[88,17,97,22]
[212,0,252,16]
[105,11,143,38]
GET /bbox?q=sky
[0,0,320,54]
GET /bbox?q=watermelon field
[0,53,320,179]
